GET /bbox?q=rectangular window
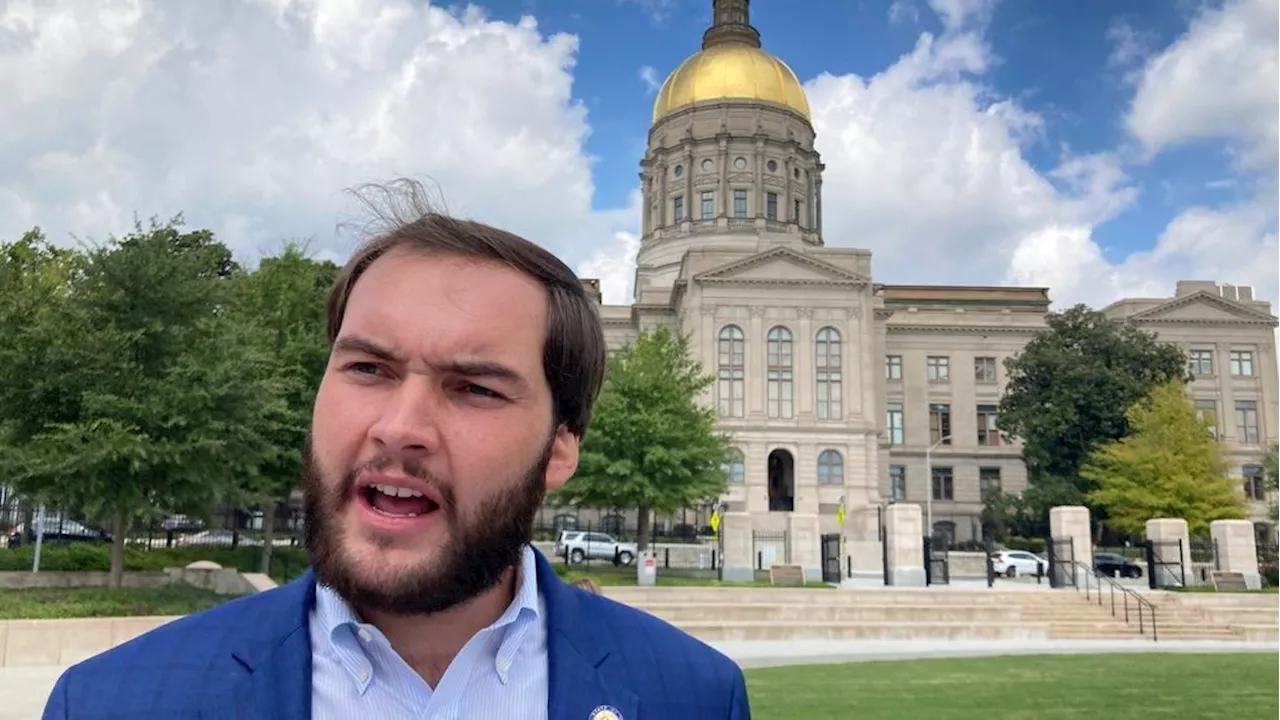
[1235,400,1260,443]
[889,466,906,501]
[700,191,714,219]
[976,405,1000,446]
[1187,349,1214,376]
[886,401,904,445]
[765,192,778,220]
[927,356,950,381]
[979,467,1002,501]
[1230,350,1254,377]
[974,356,997,383]
[1195,399,1218,436]
[931,466,954,501]
[673,195,684,222]
[929,403,952,445]
[733,189,747,218]
[1243,465,1266,501]
[885,355,902,380]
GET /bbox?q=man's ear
[544,424,580,492]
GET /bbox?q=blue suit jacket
[41,549,750,719]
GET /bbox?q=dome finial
[702,0,761,50]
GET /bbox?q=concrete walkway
[3,639,1275,719]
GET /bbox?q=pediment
[693,247,871,287]
[1129,291,1277,325]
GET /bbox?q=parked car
[1093,552,1143,578]
[555,530,637,565]
[990,549,1047,578]
[7,517,110,547]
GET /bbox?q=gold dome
[651,42,810,123]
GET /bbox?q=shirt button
[358,628,372,642]
[497,658,510,672]
[357,669,369,683]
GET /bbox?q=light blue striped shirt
[308,545,548,720]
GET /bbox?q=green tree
[3,218,287,586]
[1260,444,1278,523]
[1081,381,1246,536]
[550,327,733,550]
[229,242,339,573]
[998,304,1188,492]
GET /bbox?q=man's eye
[466,384,502,399]
[347,362,383,375]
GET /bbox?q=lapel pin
[589,705,623,720]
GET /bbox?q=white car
[555,530,637,565]
[991,549,1047,578]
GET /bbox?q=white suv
[555,530,637,565]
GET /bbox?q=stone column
[1049,506,1093,586]
[797,307,813,417]
[1210,519,1261,589]
[719,511,754,582]
[884,503,925,587]
[844,504,883,581]
[787,514,822,583]
[1145,518,1191,587]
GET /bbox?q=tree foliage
[550,326,733,550]
[998,304,1188,490]
[0,219,288,585]
[227,242,339,571]
[1081,381,1246,536]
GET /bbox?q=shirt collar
[312,544,544,685]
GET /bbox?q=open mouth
[359,482,442,518]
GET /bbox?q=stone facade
[551,1,1280,553]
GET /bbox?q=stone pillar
[1049,506,1093,586]
[1145,518,1191,588]
[844,505,883,581]
[1210,519,1261,589]
[884,503,925,587]
[787,513,822,583]
[720,511,754,582]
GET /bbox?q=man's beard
[301,434,552,616]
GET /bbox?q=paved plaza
[3,638,1275,720]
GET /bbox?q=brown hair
[324,178,607,438]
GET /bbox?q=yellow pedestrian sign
[836,500,846,526]
[710,508,721,535]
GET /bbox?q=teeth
[372,484,425,499]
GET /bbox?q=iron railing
[1071,560,1158,642]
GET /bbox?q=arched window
[722,448,745,484]
[815,327,842,420]
[766,326,794,418]
[717,325,745,417]
[817,450,844,486]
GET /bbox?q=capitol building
[552,0,1279,567]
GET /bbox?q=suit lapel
[536,551,639,720]
[200,570,317,720]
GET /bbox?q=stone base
[720,564,755,583]
[890,566,926,587]
[1242,572,1262,590]
[802,566,823,584]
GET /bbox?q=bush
[0,544,311,582]
[1003,536,1046,554]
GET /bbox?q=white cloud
[0,0,634,269]
[888,0,920,26]
[638,65,661,94]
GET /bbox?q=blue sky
[0,0,1274,308]
[475,0,1255,268]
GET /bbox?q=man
[42,181,751,720]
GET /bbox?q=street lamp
[925,434,951,538]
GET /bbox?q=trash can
[637,550,657,587]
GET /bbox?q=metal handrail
[1070,560,1159,642]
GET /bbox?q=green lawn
[745,653,1279,719]
[0,584,230,619]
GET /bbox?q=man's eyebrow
[332,335,529,389]
[332,336,402,363]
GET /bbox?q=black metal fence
[1046,536,1077,588]
[1258,539,1279,588]
[536,521,721,580]
[1145,539,1185,589]
[751,529,789,571]
[1187,535,1219,586]
[923,535,950,585]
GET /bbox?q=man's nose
[367,377,442,456]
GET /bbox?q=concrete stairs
[601,586,1251,644]
[1149,591,1280,643]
